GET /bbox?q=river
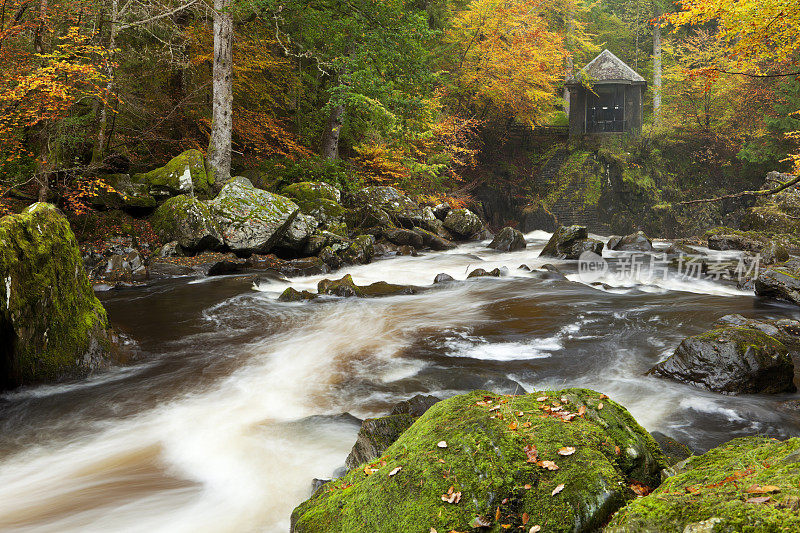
[1,231,799,532]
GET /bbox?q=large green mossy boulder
[207,177,299,254]
[150,195,222,253]
[607,436,800,532]
[443,207,482,238]
[133,149,213,199]
[290,389,667,533]
[281,181,342,204]
[0,203,117,389]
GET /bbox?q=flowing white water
[0,231,798,532]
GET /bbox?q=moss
[291,389,667,533]
[281,181,341,204]
[134,149,213,198]
[608,436,800,532]
[0,203,113,387]
[149,195,221,251]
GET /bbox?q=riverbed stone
[609,231,654,252]
[341,235,375,265]
[411,227,456,250]
[607,436,800,532]
[433,273,455,284]
[443,208,482,238]
[291,388,667,533]
[0,203,119,389]
[383,227,424,248]
[755,261,800,306]
[540,225,604,259]
[207,178,299,254]
[277,214,318,252]
[648,326,795,394]
[488,227,527,252]
[150,195,222,253]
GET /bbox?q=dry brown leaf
[558,446,576,456]
[536,396,548,402]
[529,526,541,533]
[746,485,781,494]
[598,402,604,410]
[614,445,621,455]
[508,422,518,431]
[578,405,586,416]
[524,484,532,489]
[501,525,511,529]
[746,496,771,504]
[630,482,651,497]
[599,394,608,399]
[364,466,376,475]
[389,466,402,476]
[524,444,538,463]
[552,483,565,496]
[441,490,462,504]
[522,421,532,428]
[522,512,529,525]
[538,460,559,471]
[495,507,501,521]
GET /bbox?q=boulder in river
[383,227,423,248]
[207,177,299,254]
[442,208,482,239]
[648,325,795,394]
[755,260,800,306]
[607,436,800,532]
[467,267,507,278]
[540,225,604,260]
[276,214,318,252]
[488,227,527,252]
[280,181,341,204]
[607,231,654,252]
[291,389,667,533]
[411,227,456,251]
[0,203,120,389]
[341,235,375,265]
[433,273,454,284]
[315,274,422,299]
[278,287,317,302]
[519,201,557,233]
[150,195,223,253]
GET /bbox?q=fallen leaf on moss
[746,496,771,504]
[441,486,462,504]
[524,444,538,463]
[538,460,559,471]
[524,484,532,489]
[508,422,518,430]
[495,507,501,521]
[529,526,541,533]
[522,512,529,524]
[746,485,780,494]
[501,525,511,529]
[599,394,608,399]
[468,516,490,528]
[558,447,576,456]
[389,466,402,476]
[598,402,604,410]
[578,405,586,416]
[552,483,565,495]
[615,445,621,455]
[630,482,651,496]
[437,441,448,448]
[536,396,548,402]
[364,466,376,475]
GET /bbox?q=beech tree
[208,0,233,182]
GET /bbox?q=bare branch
[675,175,800,205]
[117,1,196,30]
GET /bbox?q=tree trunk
[652,1,662,126]
[320,103,344,160]
[33,0,47,53]
[93,0,117,164]
[208,0,234,184]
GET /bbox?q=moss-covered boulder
[277,214,319,251]
[89,173,158,212]
[648,326,795,394]
[0,203,118,389]
[755,261,800,306]
[278,287,317,302]
[341,235,375,265]
[607,436,800,532]
[313,274,422,299]
[352,186,419,215]
[133,149,213,199]
[489,227,527,252]
[443,208,482,238]
[150,195,222,253]
[608,231,654,252]
[412,227,456,250]
[290,389,667,533]
[207,177,299,254]
[540,225,604,260]
[281,181,342,204]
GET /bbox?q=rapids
[1,231,799,532]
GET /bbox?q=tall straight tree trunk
[93,0,117,163]
[208,0,234,184]
[320,103,344,160]
[652,1,662,126]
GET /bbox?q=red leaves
[630,482,651,497]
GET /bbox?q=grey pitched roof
[568,49,646,85]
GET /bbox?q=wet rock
[148,260,195,278]
[346,204,392,229]
[433,273,454,284]
[664,242,700,255]
[606,436,800,532]
[472,227,495,241]
[540,225,604,259]
[292,389,667,533]
[315,274,422,299]
[0,203,120,389]
[608,231,654,252]
[150,195,223,253]
[158,241,183,258]
[389,394,440,417]
[277,214,319,251]
[341,235,375,265]
[318,246,342,270]
[351,186,419,216]
[132,149,214,199]
[246,255,329,277]
[411,227,456,250]
[755,262,800,305]
[488,227,527,252]
[396,245,418,256]
[707,232,763,253]
[89,173,158,213]
[442,208,482,239]
[207,177,299,254]
[648,326,795,394]
[278,287,317,302]
[86,238,148,283]
[432,203,450,220]
[650,431,695,466]
[467,267,507,278]
[518,264,531,271]
[761,242,790,265]
[383,227,424,248]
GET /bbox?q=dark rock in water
[257,256,329,277]
[519,202,557,233]
[389,394,440,417]
[341,235,375,265]
[472,228,495,241]
[648,326,795,394]
[1,203,121,389]
[148,260,195,278]
[314,274,422,299]
[411,227,456,250]
[538,264,568,280]
[318,274,361,297]
[755,263,800,306]
[311,479,329,492]
[541,263,564,274]
[761,242,790,265]
[292,389,667,533]
[433,273,454,284]
[278,287,317,302]
[383,227,423,248]
[467,267,507,278]
[360,281,421,297]
[317,246,342,270]
[707,232,762,253]
[442,208,482,239]
[488,227,527,252]
[518,264,531,271]
[396,244,418,256]
[606,436,800,532]
[540,225,604,260]
[206,258,247,276]
[606,235,622,250]
[86,239,149,283]
[650,431,694,466]
[344,395,440,471]
[609,231,654,252]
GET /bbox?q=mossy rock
[351,186,418,214]
[607,436,800,532]
[313,274,422,299]
[278,287,317,302]
[150,195,222,253]
[89,174,157,212]
[341,235,375,265]
[281,181,342,204]
[0,203,116,389]
[443,208,482,238]
[133,149,213,199]
[291,389,667,533]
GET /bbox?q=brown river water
[1,231,799,532]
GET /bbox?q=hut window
[586,86,625,133]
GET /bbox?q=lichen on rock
[150,195,222,253]
[133,149,214,199]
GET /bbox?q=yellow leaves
[558,447,576,456]
[551,483,565,496]
[441,486,462,504]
